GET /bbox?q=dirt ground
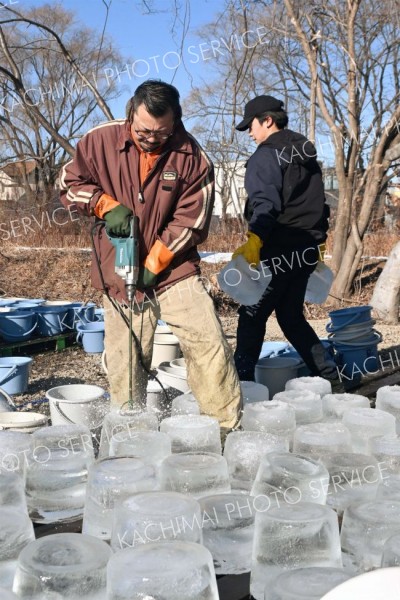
[0,247,399,414]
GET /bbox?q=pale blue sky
[24,0,228,118]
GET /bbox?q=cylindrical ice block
[107,541,219,599]
[199,493,255,574]
[251,502,342,600]
[293,422,352,457]
[241,400,295,441]
[0,508,35,589]
[369,434,400,477]
[342,408,396,453]
[13,533,111,599]
[250,451,330,505]
[160,415,222,454]
[285,376,332,397]
[267,566,352,600]
[98,407,158,459]
[26,424,94,523]
[111,491,202,551]
[82,457,157,541]
[223,430,289,492]
[322,392,370,421]
[171,393,200,416]
[341,500,400,572]
[159,452,230,499]
[109,429,171,469]
[320,452,382,514]
[376,386,400,434]
[273,390,323,424]
[382,532,400,567]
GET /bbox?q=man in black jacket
[233,94,337,382]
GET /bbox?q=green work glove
[104,204,132,236]
[232,231,263,265]
[138,267,158,289]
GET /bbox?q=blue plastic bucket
[0,311,37,342]
[36,305,70,336]
[65,302,97,330]
[76,322,105,353]
[0,357,33,394]
[333,331,382,378]
[94,308,104,322]
[328,305,372,331]
[12,302,40,312]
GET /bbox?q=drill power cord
[90,221,170,409]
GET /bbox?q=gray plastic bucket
[255,356,301,398]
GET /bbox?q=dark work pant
[234,246,332,381]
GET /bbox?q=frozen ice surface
[111,491,202,551]
[0,508,35,589]
[320,452,382,514]
[107,540,219,599]
[12,533,111,599]
[273,390,323,424]
[223,431,289,492]
[250,451,329,505]
[98,408,158,459]
[241,401,296,440]
[109,430,171,470]
[267,566,352,600]
[376,386,400,434]
[250,502,342,600]
[159,452,231,499]
[82,457,157,541]
[293,422,352,457]
[26,424,94,524]
[341,500,400,572]
[382,532,400,567]
[322,393,370,421]
[342,408,396,453]
[199,493,255,574]
[369,434,400,477]
[285,376,332,397]
[240,381,269,403]
[0,431,31,477]
[0,588,18,599]
[160,415,222,454]
[0,472,27,513]
[171,393,201,416]
[376,475,400,501]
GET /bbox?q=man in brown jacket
[60,79,242,431]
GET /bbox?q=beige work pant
[103,276,242,430]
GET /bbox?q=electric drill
[106,216,139,302]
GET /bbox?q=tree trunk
[370,242,400,324]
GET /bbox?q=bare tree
[0,2,124,172]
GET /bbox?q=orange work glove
[232,231,263,265]
[139,240,175,288]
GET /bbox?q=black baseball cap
[236,95,285,131]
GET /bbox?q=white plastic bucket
[151,334,181,368]
[255,356,301,398]
[46,384,110,430]
[156,362,190,393]
[0,411,48,433]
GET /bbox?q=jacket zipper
[137,149,171,204]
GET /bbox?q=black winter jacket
[244,129,330,249]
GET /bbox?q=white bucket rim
[0,411,48,429]
[46,384,106,404]
[153,333,179,344]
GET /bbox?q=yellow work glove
[318,243,326,262]
[232,232,263,265]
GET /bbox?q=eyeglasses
[133,121,174,141]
